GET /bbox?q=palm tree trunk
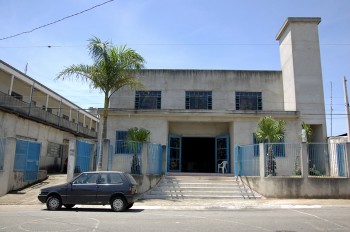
[97,93,109,171]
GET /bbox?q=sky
[0,0,349,137]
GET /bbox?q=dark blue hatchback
[38,171,139,212]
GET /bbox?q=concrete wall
[132,174,162,194]
[111,70,284,111]
[0,111,73,171]
[0,111,81,196]
[243,176,350,199]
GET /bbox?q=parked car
[38,171,139,212]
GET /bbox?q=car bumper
[38,195,47,203]
[125,194,139,204]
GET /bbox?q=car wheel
[111,196,126,212]
[63,204,75,209]
[46,195,62,211]
[126,203,134,209]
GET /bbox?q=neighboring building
[0,60,99,196]
[106,17,327,174]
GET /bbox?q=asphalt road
[1,204,350,232]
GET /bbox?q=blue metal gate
[14,139,41,181]
[76,140,93,173]
[147,143,163,174]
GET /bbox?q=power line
[0,0,114,41]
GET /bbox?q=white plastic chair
[218,161,228,173]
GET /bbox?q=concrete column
[346,142,350,177]
[101,139,110,171]
[141,143,148,175]
[67,139,76,182]
[0,137,16,197]
[301,143,309,178]
[259,143,265,177]
[9,75,14,95]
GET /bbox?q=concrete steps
[140,173,262,200]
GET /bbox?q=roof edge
[276,17,321,40]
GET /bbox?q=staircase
[140,173,262,200]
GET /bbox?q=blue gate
[14,139,41,181]
[147,143,163,174]
[76,140,94,173]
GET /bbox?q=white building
[0,60,99,196]
[106,17,327,174]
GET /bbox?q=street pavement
[1,174,350,211]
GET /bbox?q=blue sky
[0,0,349,136]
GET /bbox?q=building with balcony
[106,17,327,174]
[0,60,99,196]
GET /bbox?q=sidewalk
[0,174,67,205]
[1,174,350,210]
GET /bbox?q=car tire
[111,196,126,212]
[46,195,62,211]
[126,203,134,209]
[63,204,75,209]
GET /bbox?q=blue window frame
[236,92,262,110]
[185,91,212,110]
[135,91,161,109]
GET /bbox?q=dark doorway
[182,137,215,173]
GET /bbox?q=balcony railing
[0,92,97,138]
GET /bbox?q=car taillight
[129,185,137,195]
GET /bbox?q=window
[62,114,69,120]
[186,91,212,110]
[11,91,23,101]
[73,173,99,184]
[236,92,262,110]
[135,91,161,109]
[47,142,62,157]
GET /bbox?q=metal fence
[113,141,163,174]
[0,138,5,171]
[236,142,348,178]
[309,143,348,177]
[114,141,142,174]
[235,144,260,176]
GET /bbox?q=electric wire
[0,0,114,41]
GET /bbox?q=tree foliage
[56,37,145,171]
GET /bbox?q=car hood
[41,183,69,192]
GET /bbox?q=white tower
[276,17,327,141]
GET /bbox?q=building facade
[0,60,99,196]
[106,17,327,174]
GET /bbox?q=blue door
[215,136,229,173]
[14,139,41,181]
[168,136,181,172]
[337,143,346,176]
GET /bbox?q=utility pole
[330,81,333,136]
[343,76,350,142]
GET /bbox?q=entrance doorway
[182,137,215,173]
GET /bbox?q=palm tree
[126,127,150,174]
[255,116,286,176]
[56,37,145,171]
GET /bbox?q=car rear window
[124,173,138,185]
[108,173,123,184]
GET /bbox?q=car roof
[81,171,124,174]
